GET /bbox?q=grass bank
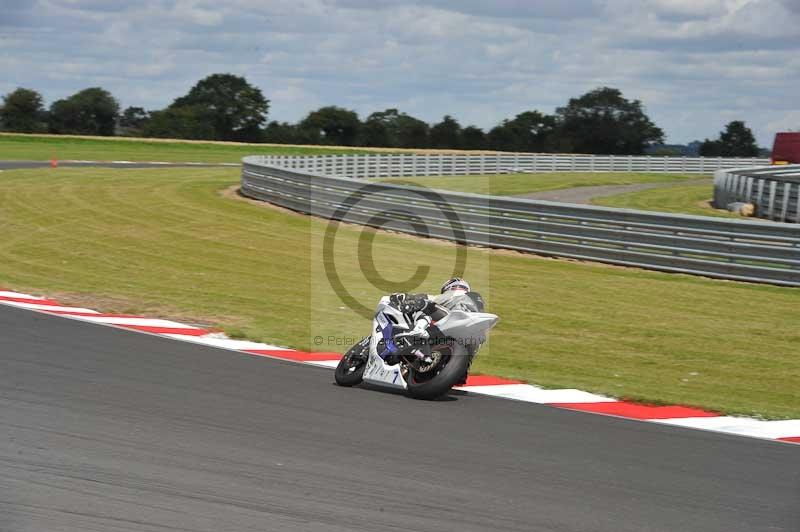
[379,172,737,218]
[592,183,735,217]
[0,133,368,163]
[1,167,797,418]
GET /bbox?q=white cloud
[0,0,796,145]
[172,0,224,26]
[765,111,800,133]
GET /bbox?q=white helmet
[440,277,470,293]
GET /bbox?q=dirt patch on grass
[697,199,764,220]
[698,199,719,211]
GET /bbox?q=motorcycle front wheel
[406,341,469,400]
[334,337,368,387]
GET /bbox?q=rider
[389,277,477,339]
[389,278,484,381]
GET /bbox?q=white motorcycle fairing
[362,296,409,390]
[362,348,408,389]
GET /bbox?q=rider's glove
[411,316,431,339]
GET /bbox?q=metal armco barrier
[241,156,800,287]
[714,165,800,223]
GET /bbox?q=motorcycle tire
[334,337,368,387]
[406,342,470,400]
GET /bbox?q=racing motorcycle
[334,292,499,399]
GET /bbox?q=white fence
[253,153,769,178]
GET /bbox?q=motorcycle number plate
[363,354,407,390]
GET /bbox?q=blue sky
[1,0,798,145]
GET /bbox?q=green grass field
[379,172,737,218]
[1,133,726,216]
[592,183,736,217]
[1,166,798,418]
[376,172,700,196]
[0,133,362,163]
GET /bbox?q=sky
[1,0,799,146]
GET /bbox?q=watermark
[312,335,362,347]
[312,334,485,349]
[319,181,470,320]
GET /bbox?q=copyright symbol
[321,181,467,319]
[313,336,324,345]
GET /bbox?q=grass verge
[1,167,798,418]
[0,133,366,163]
[376,172,701,196]
[592,183,737,217]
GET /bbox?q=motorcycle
[334,292,499,399]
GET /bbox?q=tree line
[0,73,762,156]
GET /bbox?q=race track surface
[1,304,798,532]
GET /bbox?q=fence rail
[714,165,800,223]
[241,156,800,287]
[253,153,769,178]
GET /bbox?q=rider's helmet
[440,277,470,294]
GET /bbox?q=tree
[698,138,722,157]
[171,73,269,142]
[460,125,486,150]
[358,115,392,147]
[686,140,702,156]
[0,88,47,133]
[700,121,759,157]
[364,109,429,148]
[719,121,759,156]
[488,111,557,152]
[647,145,684,156]
[487,122,517,151]
[299,106,361,146]
[48,87,120,136]
[554,87,664,154]
[429,115,462,149]
[119,106,150,136]
[142,105,215,140]
[262,121,301,144]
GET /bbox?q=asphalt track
[1,305,798,532]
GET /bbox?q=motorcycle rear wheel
[334,337,368,387]
[406,342,469,400]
